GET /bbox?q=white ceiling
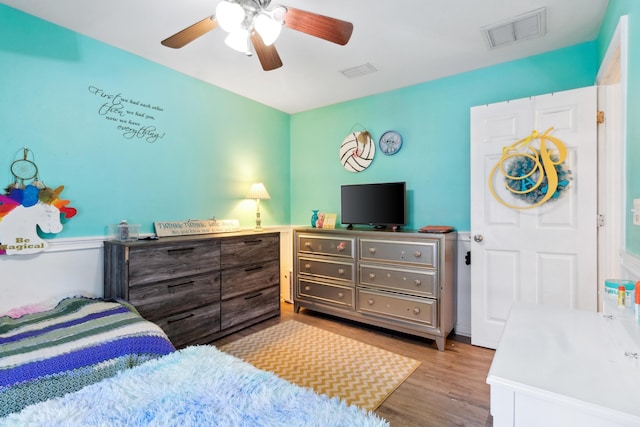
[3,0,609,114]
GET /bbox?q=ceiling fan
[161,0,354,71]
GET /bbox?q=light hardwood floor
[212,302,495,427]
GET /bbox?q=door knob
[473,234,484,242]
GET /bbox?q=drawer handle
[167,313,195,324]
[414,280,422,286]
[413,307,421,315]
[368,247,376,255]
[243,239,262,245]
[304,263,312,270]
[244,292,263,300]
[304,285,311,291]
[337,268,345,275]
[368,273,376,280]
[167,280,195,289]
[304,242,312,248]
[167,247,195,255]
[245,265,264,272]
[336,242,346,252]
[338,292,344,298]
[367,298,375,305]
[414,251,422,258]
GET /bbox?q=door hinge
[597,214,605,227]
[597,111,605,124]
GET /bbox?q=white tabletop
[487,302,640,422]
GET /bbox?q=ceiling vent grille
[340,63,378,79]
[483,7,547,49]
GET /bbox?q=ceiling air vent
[483,7,547,49]
[340,63,378,79]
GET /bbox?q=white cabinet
[488,303,640,427]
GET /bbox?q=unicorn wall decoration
[0,184,77,255]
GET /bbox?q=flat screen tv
[340,182,406,229]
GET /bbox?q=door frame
[596,15,628,310]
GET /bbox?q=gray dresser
[293,228,455,351]
[104,231,280,348]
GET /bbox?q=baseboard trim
[40,225,294,254]
[46,236,105,253]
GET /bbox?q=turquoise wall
[5,3,629,244]
[597,0,640,255]
[290,43,598,230]
[0,5,290,237]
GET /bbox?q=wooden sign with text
[154,219,240,237]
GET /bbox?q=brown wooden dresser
[104,231,280,348]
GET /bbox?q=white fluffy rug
[0,345,388,426]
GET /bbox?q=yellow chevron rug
[219,320,420,411]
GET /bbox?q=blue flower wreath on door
[489,128,571,209]
[504,151,571,205]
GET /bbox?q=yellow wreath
[488,128,568,210]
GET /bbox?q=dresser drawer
[298,256,354,283]
[359,239,437,267]
[360,264,437,298]
[220,234,279,269]
[156,304,221,349]
[221,259,279,300]
[297,278,354,308]
[297,234,355,259]
[357,289,437,326]
[221,285,280,330]
[128,241,220,286]
[128,273,220,322]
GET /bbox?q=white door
[470,87,598,349]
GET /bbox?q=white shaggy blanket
[0,345,389,427]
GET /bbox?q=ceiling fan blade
[161,17,218,49]
[250,32,283,71]
[283,7,353,46]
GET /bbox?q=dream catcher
[7,147,45,192]
[488,128,571,210]
[4,147,76,210]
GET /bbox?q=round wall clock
[339,131,375,172]
[379,130,402,155]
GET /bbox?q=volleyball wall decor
[339,131,375,172]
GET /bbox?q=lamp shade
[246,182,271,200]
[225,28,250,53]
[254,13,282,46]
[215,0,245,32]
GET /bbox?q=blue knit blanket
[0,297,175,416]
[0,346,389,426]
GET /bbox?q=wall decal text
[88,85,166,143]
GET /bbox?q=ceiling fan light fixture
[216,1,245,32]
[254,13,282,46]
[161,3,353,72]
[225,28,250,53]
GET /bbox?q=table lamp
[246,182,271,230]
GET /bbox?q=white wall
[0,227,295,315]
[621,250,640,282]
[455,232,472,337]
[279,227,294,303]
[0,237,105,314]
